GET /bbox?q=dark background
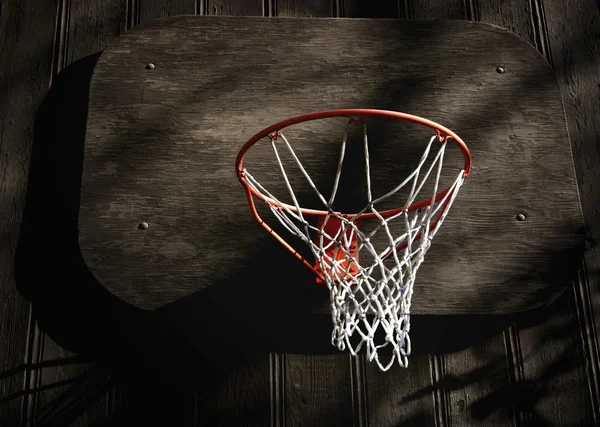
[1,0,599,426]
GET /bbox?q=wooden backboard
[79,16,584,314]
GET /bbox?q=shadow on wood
[13,51,586,398]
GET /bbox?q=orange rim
[235,108,472,280]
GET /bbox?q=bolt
[496,66,505,74]
[145,63,155,70]
[516,213,526,221]
[138,221,149,230]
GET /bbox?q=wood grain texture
[408,0,465,19]
[541,0,600,422]
[65,0,128,64]
[205,0,264,16]
[275,0,333,17]
[79,16,583,315]
[29,337,108,427]
[0,0,58,424]
[271,3,355,426]
[22,0,129,425]
[475,0,535,47]
[339,0,399,18]
[515,294,594,426]
[336,5,439,426]
[529,0,600,423]
[412,4,524,427]
[440,339,514,426]
[363,355,437,426]
[280,354,353,426]
[138,0,195,23]
[195,358,271,426]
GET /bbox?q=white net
[243,119,466,371]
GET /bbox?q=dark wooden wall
[1,0,599,426]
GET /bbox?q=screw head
[496,66,505,74]
[516,213,526,221]
[145,63,155,70]
[138,221,149,230]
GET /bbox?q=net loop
[239,112,468,371]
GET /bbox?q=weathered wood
[409,3,516,426]
[363,355,438,426]
[275,0,333,16]
[339,0,399,18]
[80,16,583,318]
[408,0,465,19]
[64,0,128,64]
[541,0,600,422]
[138,0,195,23]
[0,0,58,424]
[513,294,594,426]
[29,337,108,426]
[205,0,264,16]
[19,1,129,425]
[193,358,271,426]
[475,0,535,46]
[271,2,356,425]
[336,4,438,426]
[279,354,354,426]
[526,0,600,423]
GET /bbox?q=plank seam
[22,0,69,422]
[270,353,285,427]
[196,0,202,15]
[504,326,525,427]
[574,265,600,425]
[529,0,552,61]
[127,0,139,29]
[534,1,599,424]
[400,0,412,19]
[21,314,43,427]
[431,354,448,427]
[464,0,478,21]
[51,0,70,80]
[350,355,368,427]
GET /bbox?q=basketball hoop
[236,109,472,371]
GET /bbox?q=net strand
[244,120,466,371]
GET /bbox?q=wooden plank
[18,0,129,425]
[194,357,272,426]
[408,4,516,427]
[474,0,535,45]
[408,0,465,20]
[28,337,108,427]
[268,4,355,427]
[80,16,583,315]
[64,0,128,64]
[475,1,597,426]
[0,0,58,425]
[280,354,354,426]
[339,0,399,18]
[364,355,437,426]
[514,294,594,426]
[335,4,437,426]
[275,0,333,17]
[522,0,600,423]
[543,0,600,410]
[138,0,196,23]
[204,0,264,16]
